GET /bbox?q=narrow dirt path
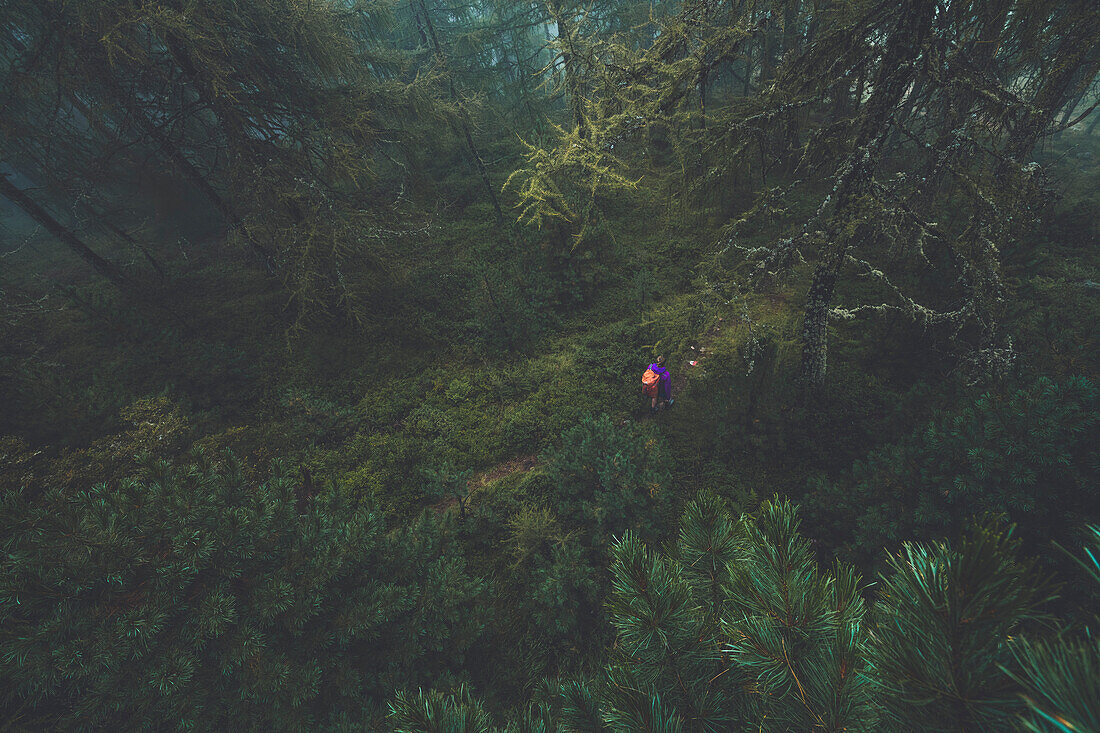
[431,453,539,515]
[468,453,538,491]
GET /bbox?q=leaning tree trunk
[1055,78,1092,134]
[75,71,251,248]
[6,32,262,272]
[1,174,195,332]
[1001,21,1100,171]
[799,0,935,393]
[124,97,242,228]
[0,173,131,293]
[1088,108,1100,135]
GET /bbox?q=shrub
[393,503,1098,733]
[0,451,487,730]
[802,376,1099,566]
[541,413,673,543]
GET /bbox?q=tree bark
[799,0,936,393]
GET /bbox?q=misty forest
[2,0,1100,730]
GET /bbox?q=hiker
[641,356,673,414]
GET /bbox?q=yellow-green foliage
[504,125,640,248]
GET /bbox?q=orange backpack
[641,368,660,397]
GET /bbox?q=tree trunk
[125,102,239,225]
[743,4,755,96]
[1088,109,1100,135]
[760,15,778,84]
[511,30,541,132]
[546,0,587,138]
[419,0,504,223]
[698,67,708,129]
[799,0,935,393]
[1055,82,1092,133]
[410,0,429,47]
[800,222,872,389]
[130,125,272,273]
[87,206,168,283]
[155,40,280,272]
[3,169,193,332]
[0,173,131,293]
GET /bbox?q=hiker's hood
[648,363,669,376]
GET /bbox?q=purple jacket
[647,363,672,399]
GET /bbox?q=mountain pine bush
[803,377,1099,564]
[1008,525,1100,733]
[541,413,673,544]
[385,501,1100,733]
[0,451,486,730]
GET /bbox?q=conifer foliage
[1,0,437,327]
[804,377,1099,562]
[867,522,1053,731]
[542,413,672,543]
[1009,525,1100,733]
[0,451,485,730]
[388,501,1100,733]
[1,0,1098,729]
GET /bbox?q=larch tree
[501,0,1100,392]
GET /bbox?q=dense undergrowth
[3,125,1099,728]
[9,135,1097,514]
